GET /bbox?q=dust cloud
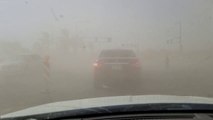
[0,0,213,114]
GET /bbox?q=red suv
[93,49,141,88]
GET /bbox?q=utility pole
[179,22,183,52]
[165,39,171,69]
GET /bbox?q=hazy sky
[0,0,213,50]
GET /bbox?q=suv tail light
[130,59,141,68]
[93,59,103,68]
[93,62,99,67]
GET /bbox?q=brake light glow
[93,63,99,67]
[131,59,141,67]
[93,60,102,67]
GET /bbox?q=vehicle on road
[2,95,213,120]
[93,49,141,88]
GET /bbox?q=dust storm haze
[0,0,213,114]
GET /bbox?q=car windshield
[100,50,136,57]
[1,0,213,116]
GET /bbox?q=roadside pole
[166,40,171,70]
[43,55,52,102]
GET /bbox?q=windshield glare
[1,0,213,115]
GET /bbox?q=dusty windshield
[1,0,213,115]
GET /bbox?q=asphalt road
[1,52,213,115]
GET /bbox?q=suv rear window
[100,49,136,57]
